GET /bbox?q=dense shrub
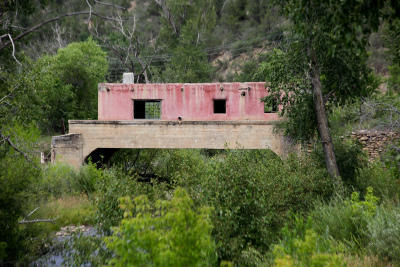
[328,101,362,137]
[155,149,211,199]
[356,161,400,201]
[312,138,367,190]
[39,164,77,198]
[94,167,168,232]
[200,150,334,262]
[367,205,400,262]
[273,230,344,267]
[105,187,217,266]
[381,139,400,182]
[109,149,209,189]
[108,149,161,176]
[388,64,400,92]
[75,163,102,196]
[63,233,112,266]
[311,187,379,251]
[107,148,212,207]
[39,163,101,198]
[0,126,41,262]
[0,153,40,262]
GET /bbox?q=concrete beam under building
[51,120,291,168]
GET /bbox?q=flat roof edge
[68,120,279,126]
[98,82,266,86]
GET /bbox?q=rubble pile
[55,225,93,237]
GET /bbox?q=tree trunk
[309,49,340,179]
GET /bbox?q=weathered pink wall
[98,82,279,121]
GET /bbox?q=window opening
[214,99,226,114]
[134,100,161,119]
[264,99,278,113]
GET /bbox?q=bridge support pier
[51,133,83,169]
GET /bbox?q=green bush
[367,205,400,262]
[0,153,40,262]
[155,149,211,199]
[109,149,209,189]
[75,163,102,196]
[63,234,112,266]
[273,230,344,267]
[94,167,168,233]
[311,187,379,251]
[312,138,367,190]
[105,187,217,266]
[381,139,400,182]
[356,161,400,201]
[39,164,77,198]
[328,101,362,137]
[200,150,333,262]
[39,162,101,198]
[236,246,270,267]
[388,64,400,92]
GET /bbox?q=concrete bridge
[51,80,290,168]
[51,119,289,168]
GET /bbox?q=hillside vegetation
[1,0,400,265]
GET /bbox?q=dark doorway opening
[213,99,226,114]
[134,100,161,119]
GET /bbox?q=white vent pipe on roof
[123,73,134,84]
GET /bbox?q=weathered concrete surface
[51,134,83,167]
[98,82,279,121]
[51,120,289,168]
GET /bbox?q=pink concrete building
[52,81,287,168]
[98,82,278,121]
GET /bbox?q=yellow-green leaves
[273,230,344,267]
[105,187,216,266]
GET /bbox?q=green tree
[26,56,74,133]
[1,38,107,135]
[0,125,41,262]
[384,19,400,92]
[162,29,213,82]
[52,37,107,120]
[156,0,216,82]
[105,187,216,266]
[259,0,399,178]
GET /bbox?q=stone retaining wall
[350,130,400,161]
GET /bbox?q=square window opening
[214,99,226,114]
[134,100,161,119]
[264,99,278,113]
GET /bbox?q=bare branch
[359,98,400,131]
[0,91,15,105]
[0,11,123,52]
[155,0,179,36]
[0,130,39,168]
[50,22,66,49]
[94,0,127,10]
[19,219,55,224]
[25,207,39,218]
[10,25,27,30]
[19,207,56,224]
[85,0,93,24]
[0,34,21,65]
[137,56,151,83]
